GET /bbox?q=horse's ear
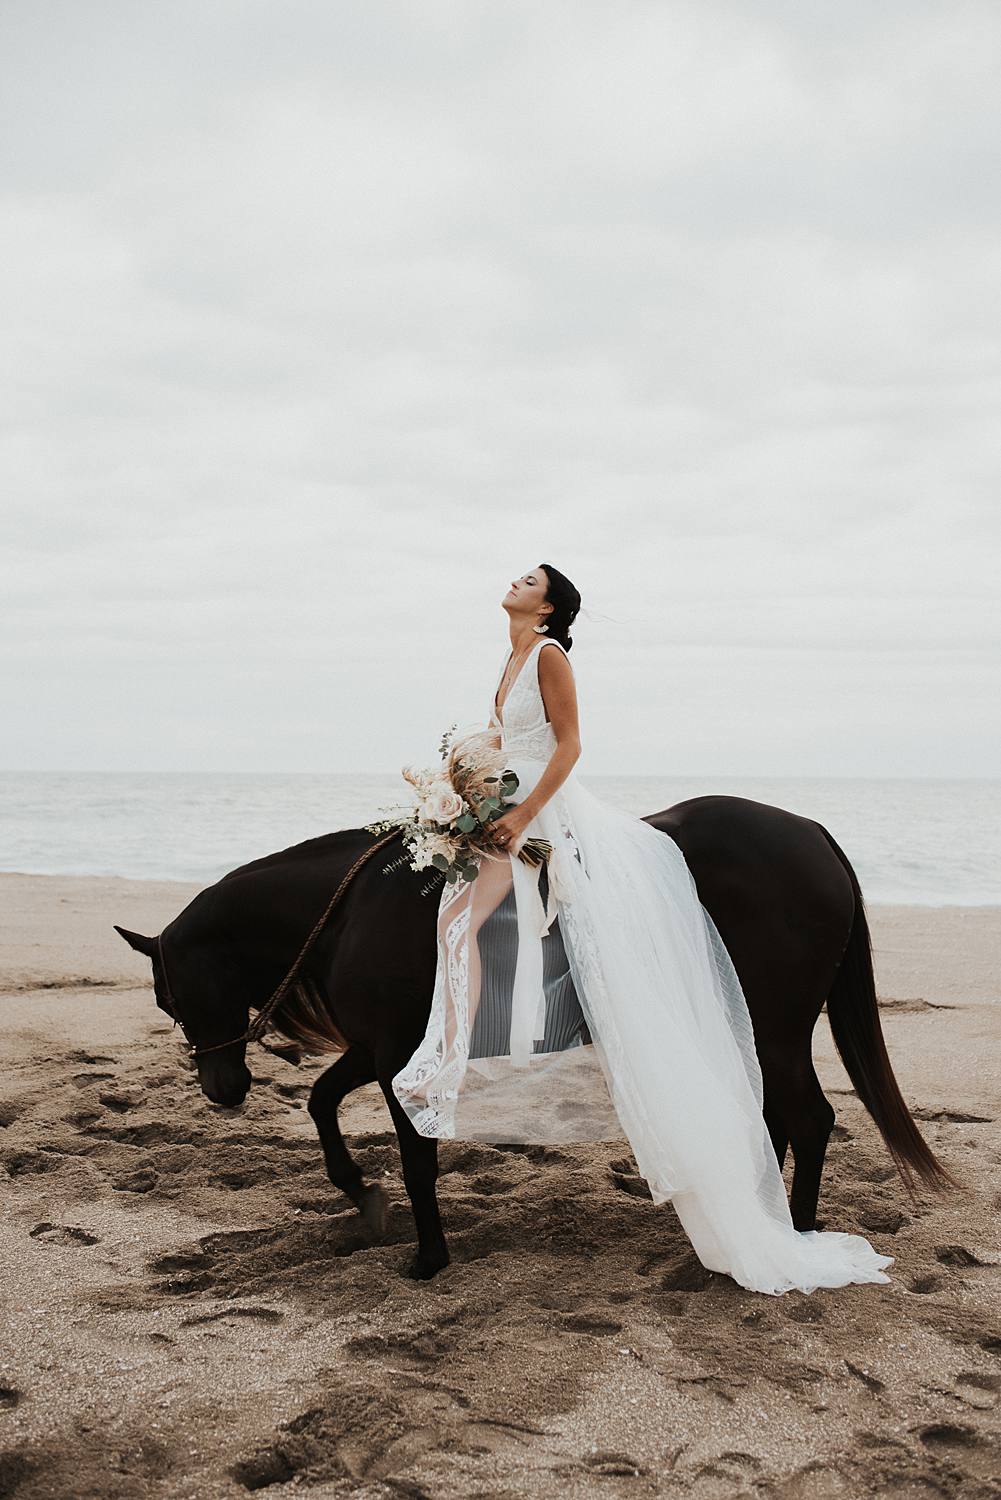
[114,925,158,958]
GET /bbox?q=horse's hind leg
[308,1045,386,1234]
[785,1060,836,1231]
[759,1020,834,1230]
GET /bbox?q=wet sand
[1,872,1000,1498]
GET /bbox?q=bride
[392,564,894,1296]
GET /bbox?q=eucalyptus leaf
[431,853,449,870]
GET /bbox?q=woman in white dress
[392,564,894,1296]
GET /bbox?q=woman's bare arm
[517,646,581,821]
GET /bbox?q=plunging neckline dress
[391,638,894,1295]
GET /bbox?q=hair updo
[539,562,582,653]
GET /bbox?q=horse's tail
[817,824,961,1195]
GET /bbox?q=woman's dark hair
[538,562,582,653]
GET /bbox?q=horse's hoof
[405,1251,449,1281]
[358,1182,388,1237]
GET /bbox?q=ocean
[0,772,998,906]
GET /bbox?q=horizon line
[0,768,998,783]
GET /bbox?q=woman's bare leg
[465,852,515,1039]
[438,851,513,1061]
[393,846,516,1125]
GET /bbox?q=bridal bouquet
[366,723,552,886]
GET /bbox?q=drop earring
[532,621,549,633]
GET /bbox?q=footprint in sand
[5,1150,61,1176]
[149,1218,383,1298]
[0,1385,21,1410]
[216,1168,275,1189]
[918,1422,978,1447]
[695,1452,762,1486]
[150,1249,209,1276]
[494,1142,568,1166]
[953,1373,1001,1410]
[111,1166,157,1193]
[912,1107,992,1124]
[935,1243,993,1268]
[229,1375,423,1491]
[786,1300,825,1324]
[859,1208,909,1234]
[62,1108,102,1128]
[559,1313,623,1337]
[637,1248,714,1292]
[468,1171,519,1195]
[29,1223,100,1246]
[272,1081,311,1099]
[908,1273,946,1295]
[181,1306,285,1328]
[608,1155,654,1198]
[230,1448,297,1491]
[583,1451,648,1477]
[346,1327,451,1368]
[915,1420,1000,1479]
[98,1090,142,1113]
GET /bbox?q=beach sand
[2,871,1000,1498]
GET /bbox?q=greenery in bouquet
[365,722,552,886]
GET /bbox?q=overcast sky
[2,0,998,778]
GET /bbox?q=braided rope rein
[188,828,404,1057]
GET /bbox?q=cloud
[1,0,998,773]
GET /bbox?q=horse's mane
[217,825,387,1056]
[270,973,350,1056]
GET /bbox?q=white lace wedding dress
[392,637,894,1295]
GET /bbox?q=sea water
[0,771,998,905]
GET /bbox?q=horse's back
[645,794,855,1011]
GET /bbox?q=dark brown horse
[115,794,956,1280]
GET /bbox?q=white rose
[426,784,465,825]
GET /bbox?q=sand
[1,871,1000,1498]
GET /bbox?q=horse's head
[114,924,252,1109]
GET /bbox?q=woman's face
[503,568,552,627]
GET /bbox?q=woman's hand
[489,804,533,856]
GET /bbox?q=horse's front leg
[377,1059,449,1280]
[308,1044,387,1234]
